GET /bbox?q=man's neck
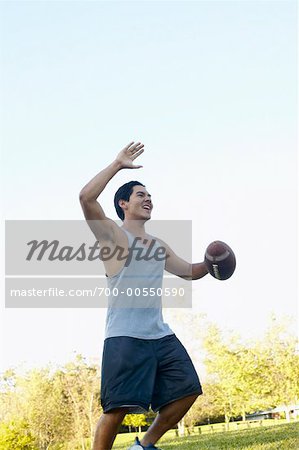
[122,219,147,238]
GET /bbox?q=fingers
[131,164,143,169]
[125,141,144,153]
[131,148,144,160]
[130,142,144,153]
[124,141,135,150]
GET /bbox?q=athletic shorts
[100,334,202,413]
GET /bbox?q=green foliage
[201,318,299,422]
[0,355,101,450]
[19,367,73,449]
[0,419,37,450]
[57,354,101,447]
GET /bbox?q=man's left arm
[161,241,208,280]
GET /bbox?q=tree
[0,369,21,423]
[186,382,224,426]
[201,318,299,425]
[19,368,73,450]
[57,354,101,449]
[122,414,147,433]
[259,317,299,420]
[0,356,101,450]
[202,325,245,425]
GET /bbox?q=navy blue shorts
[101,334,202,413]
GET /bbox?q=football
[204,241,236,280]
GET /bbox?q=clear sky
[0,0,297,373]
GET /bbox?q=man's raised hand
[115,142,144,169]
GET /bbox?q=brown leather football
[204,241,236,280]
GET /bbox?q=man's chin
[132,212,151,221]
[141,214,151,222]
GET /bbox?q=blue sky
[0,0,297,372]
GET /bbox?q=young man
[79,142,208,450]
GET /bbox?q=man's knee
[159,394,199,422]
[100,407,128,425]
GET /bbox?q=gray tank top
[104,229,173,339]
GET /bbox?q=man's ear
[118,199,128,211]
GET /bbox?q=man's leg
[140,394,198,447]
[92,408,128,450]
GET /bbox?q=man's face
[122,185,153,220]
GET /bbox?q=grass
[113,421,299,449]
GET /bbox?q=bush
[0,419,38,450]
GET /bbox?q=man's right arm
[79,141,144,241]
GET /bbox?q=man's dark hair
[114,181,145,221]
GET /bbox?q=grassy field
[113,421,299,449]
